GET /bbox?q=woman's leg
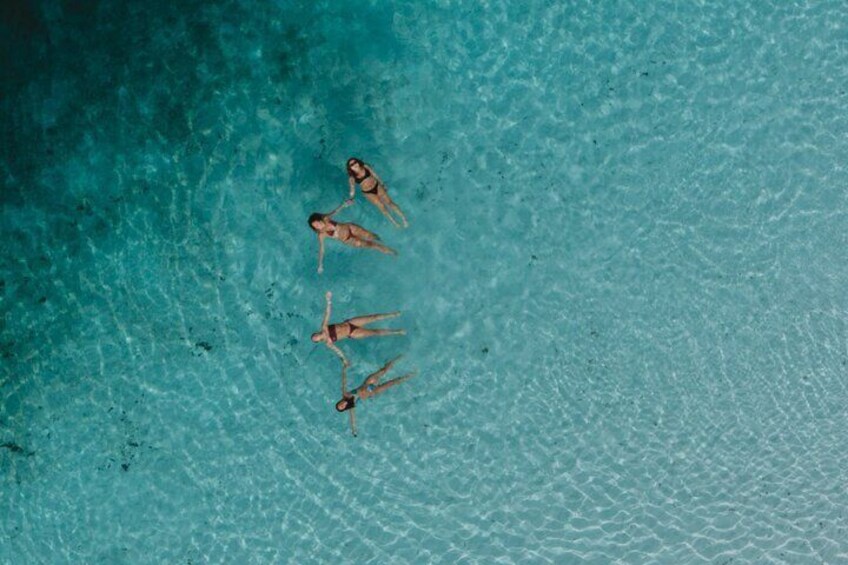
[380,192,408,227]
[363,240,397,255]
[349,327,405,340]
[363,355,404,386]
[349,224,381,241]
[346,312,401,326]
[365,193,401,227]
[369,372,416,396]
[344,236,396,256]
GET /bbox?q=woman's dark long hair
[336,395,356,412]
[346,157,365,176]
[307,213,324,231]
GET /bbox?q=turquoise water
[3,0,848,562]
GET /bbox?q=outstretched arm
[317,235,326,274]
[326,341,350,367]
[349,407,357,437]
[327,200,350,218]
[321,291,332,329]
[348,175,356,200]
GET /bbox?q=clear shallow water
[2,0,848,562]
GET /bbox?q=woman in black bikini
[308,201,396,274]
[346,157,409,228]
[311,291,405,367]
[336,356,416,437]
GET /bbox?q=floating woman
[308,201,396,274]
[336,356,416,436]
[311,291,405,367]
[346,157,409,228]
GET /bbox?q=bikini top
[325,221,351,241]
[354,169,372,184]
[356,170,380,194]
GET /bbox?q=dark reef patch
[1,442,35,457]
